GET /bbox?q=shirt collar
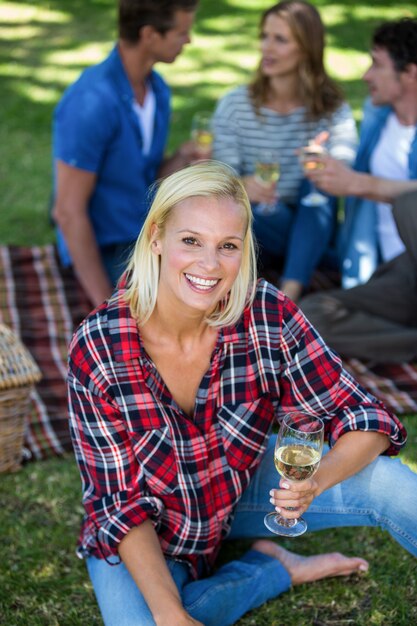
[108,44,166,105]
[106,288,248,363]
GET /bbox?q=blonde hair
[123,161,257,327]
[250,0,344,119]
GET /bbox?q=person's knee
[365,456,417,518]
[299,293,344,330]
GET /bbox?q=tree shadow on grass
[0,0,415,237]
[1,0,415,134]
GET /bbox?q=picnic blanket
[0,245,91,460]
[1,245,416,462]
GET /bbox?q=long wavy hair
[249,0,344,119]
[123,161,258,328]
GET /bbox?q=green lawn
[1,1,417,624]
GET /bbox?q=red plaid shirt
[68,279,406,575]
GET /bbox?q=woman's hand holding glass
[265,412,324,537]
[242,174,277,206]
[270,462,321,517]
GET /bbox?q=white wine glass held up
[254,150,280,215]
[191,111,214,159]
[299,142,328,206]
[264,412,324,537]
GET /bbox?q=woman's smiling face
[151,195,246,317]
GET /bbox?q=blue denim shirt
[339,99,417,288]
[53,46,170,266]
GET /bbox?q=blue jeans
[87,436,417,626]
[253,183,336,287]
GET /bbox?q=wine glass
[264,412,324,537]
[254,150,280,215]
[191,111,213,158]
[299,143,328,206]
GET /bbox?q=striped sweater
[212,85,358,205]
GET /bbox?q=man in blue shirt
[305,18,417,289]
[52,0,199,306]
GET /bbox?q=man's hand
[307,156,417,203]
[305,155,356,197]
[312,130,329,146]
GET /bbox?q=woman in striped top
[213,0,357,302]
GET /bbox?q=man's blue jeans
[87,436,417,626]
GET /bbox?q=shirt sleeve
[68,331,163,558]
[326,102,358,165]
[54,86,118,173]
[276,295,407,456]
[212,90,243,173]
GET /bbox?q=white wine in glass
[299,143,328,206]
[264,412,324,537]
[191,111,213,157]
[254,161,280,186]
[254,151,280,215]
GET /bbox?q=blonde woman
[213,0,358,301]
[68,162,415,626]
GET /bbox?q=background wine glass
[264,412,324,537]
[299,143,328,206]
[254,150,280,215]
[191,111,213,158]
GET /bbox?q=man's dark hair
[372,18,417,72]
[119,0,198,43]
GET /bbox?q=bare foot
[252,539,369,585]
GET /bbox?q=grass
[1,0,417,624]
[1,417,416,625]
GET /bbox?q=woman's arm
[69,325,203,625]
[212,92,242,172]
[212,92,277,204]
[119,521,203,626]
[315,430,389,492]
[266,290,407,517]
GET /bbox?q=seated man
[306,18,417,289]
[299,190,417,363]
[52,0,199,307]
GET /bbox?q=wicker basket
[0,323,41,472]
